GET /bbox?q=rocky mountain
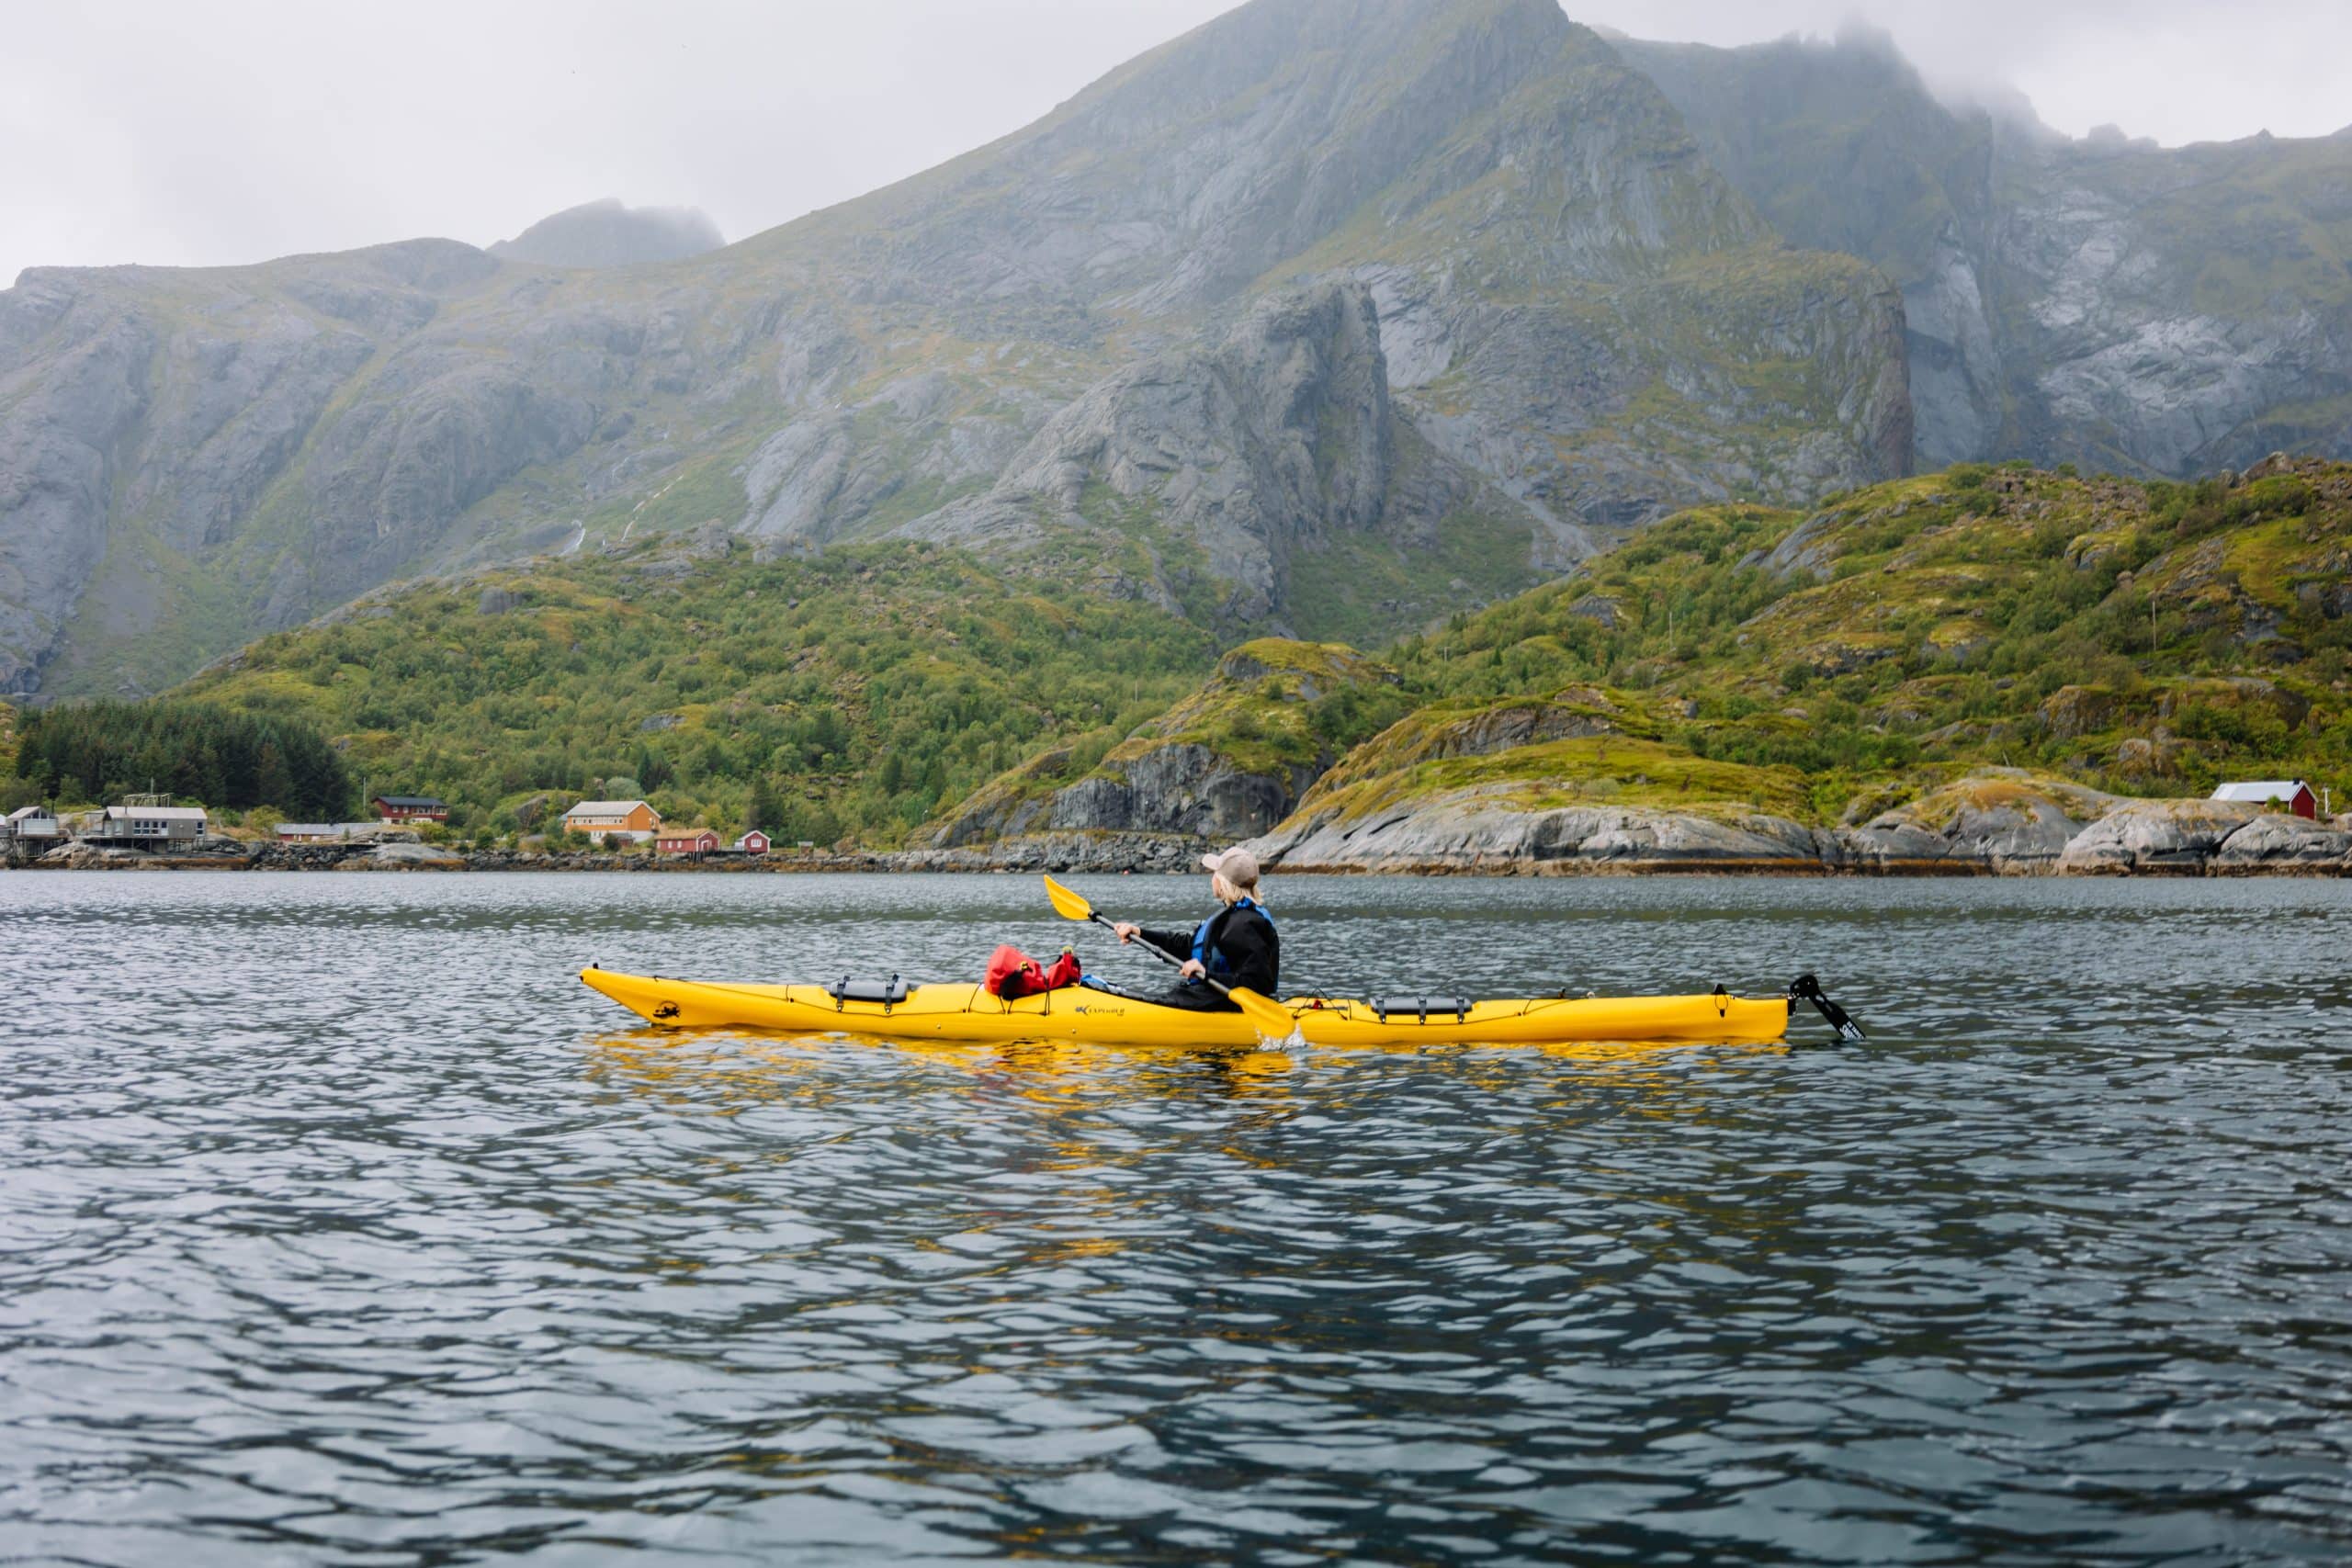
[17,2,2347,711]
[1,0,1906,699]
[488,199,725,267]
[1617,28,2352,474]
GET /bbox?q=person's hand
[1178,959,1206,981]
[1114,921,1140,943]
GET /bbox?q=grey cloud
[4,0,2346,286]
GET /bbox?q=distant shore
[9,818,2348,879]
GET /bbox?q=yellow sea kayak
[578,965,1800,1047]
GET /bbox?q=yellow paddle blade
[1227,987,1296,1039]
[1042,874,1095,922]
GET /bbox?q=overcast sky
[6,0,2348,287]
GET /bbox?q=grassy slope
[1287,458,2351,829]
[176,534,1215,844]
[931,637,1410,840]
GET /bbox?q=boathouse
[86,805,209,844]
[4,805,62,844]
[2210,780,2319,819]
[657,828,721,856]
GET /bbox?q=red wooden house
[373,795,449,822]
[734,829,771,855]
[2210,780,2319,820]
[656,828,721,855]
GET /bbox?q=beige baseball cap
[1200,847,1261,888]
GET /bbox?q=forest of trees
[10,700,354,819]
[176,538,1216,845]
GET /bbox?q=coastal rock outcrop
[1839,773,2120,874]
[2210,814,2352,874]
[1230,767,2348,879]
[1246,794,1837,874]
[2053,798,2261,874]
[366,840,467,868]
[887,832,1211,876]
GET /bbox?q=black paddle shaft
[1089,909,1240,999]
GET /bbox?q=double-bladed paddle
[1043,874,1295,1037]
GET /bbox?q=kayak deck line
[578,965,1831,1048]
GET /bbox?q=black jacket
[1141,901,1279,998]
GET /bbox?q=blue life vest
[1186,897,1272,986]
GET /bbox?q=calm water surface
[3,871,2348,1565]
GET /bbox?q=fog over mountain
[5,0,2344,287]
[2,0,2346,702]
[489,201,725,269]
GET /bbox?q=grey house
[4,806,62,843]
[85,805,209,845]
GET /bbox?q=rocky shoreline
[7,788,2348,878]
[6,837,887,874]
[1238,776,2352,878]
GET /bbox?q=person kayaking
[1111,848,1279,1010]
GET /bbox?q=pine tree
[747,774,781,831]
[254,742,293,809]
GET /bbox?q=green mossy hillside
[172,534,1216,845]
[1331,456,2350,826]
[1295,735,1811,829]
[928,638,1410,840]
[83,457,2352,852]
[1112,638,1405,780]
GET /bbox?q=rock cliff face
[907,284,1504,623]
[1,0,1909,696]
[488,200,725,268]
[1618,30,2352,475]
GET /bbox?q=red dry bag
[983,944,1082,999]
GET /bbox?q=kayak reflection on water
[1109,848,1280,1014]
